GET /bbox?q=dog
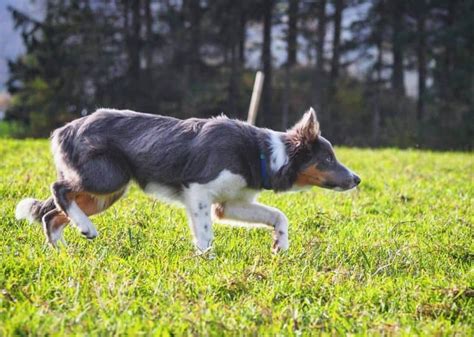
[15,107,360,253]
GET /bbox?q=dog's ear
[288,107,320,147]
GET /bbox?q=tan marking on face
[295,165,330,187]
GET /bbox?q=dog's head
[287,108,360,191]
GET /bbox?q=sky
[0,0,45,91]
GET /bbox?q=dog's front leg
[214,201,289,253]
[184,195,213,253]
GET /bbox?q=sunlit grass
[0,139,473,335]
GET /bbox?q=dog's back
[51,108,263,189]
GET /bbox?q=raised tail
[15,197,56,223]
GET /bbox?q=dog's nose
[353,175,361,186]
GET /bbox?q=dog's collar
[260,152,272,190]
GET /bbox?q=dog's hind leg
[51,184,127,240]
[42,209,69,246]
[213,201,289,253]
[51,156,130,240]
[51,181,98,239]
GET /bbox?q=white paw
[272,231,289,253]
[194,239,212,252]
[50,230,64,247]
[79,224,98,240]
[193,244,215,259]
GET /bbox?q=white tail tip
[15,198,37,223]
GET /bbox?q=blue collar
[260,153,272,190]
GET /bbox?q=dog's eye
[326,156,334,163]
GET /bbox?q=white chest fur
[144,169,256,205]
[185,170,255,203]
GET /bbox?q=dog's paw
[194,246,215,260]
[272,228,289,254]
[272,237,289,254]
[81,228,98,240]
[49,230,66,247]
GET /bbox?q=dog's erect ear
[289,107,320,146]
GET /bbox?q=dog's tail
[15,197,56,223]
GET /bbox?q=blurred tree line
[5,0,473,149]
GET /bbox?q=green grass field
[0,139,472,336]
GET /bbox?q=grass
[0,121,26,139]
[0,139,472,336]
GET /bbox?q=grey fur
[51,108,286,194]
[22,197,56,223]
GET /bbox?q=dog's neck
[257,130,293,191]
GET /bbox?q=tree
[407,0,429,123]
[185,0,202,83]
[314,0,327,109]
[282,0,299,129]
[5,0,473,149]
[7,1,119,135]
[371,0,387,144]
[224,1,247,117]
[145,0,153,70]
[330,0,344,83]
[390,0,406,96]
[128,0,142,107]
[260,0,275,125]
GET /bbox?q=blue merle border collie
[15,107,360,253]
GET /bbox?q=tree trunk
[416,12,426,123]
[229,42,239,116]
[122,0,129,34]
[372,30,383,145]
[330,0,343,82]
[261,0,274,126]
[228,3,247,118]
[441,0,455,100]
[128,0,141,107]
[312,0,327,133]
[238,8,247,65]
[314,0,327,109]
[131,0,140,77]
[228,3,242,118]
[188,0,201,82]
[282,0,299,130]
[145,0,152,70]
[391,0,405,96]
[287,0,298,66]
